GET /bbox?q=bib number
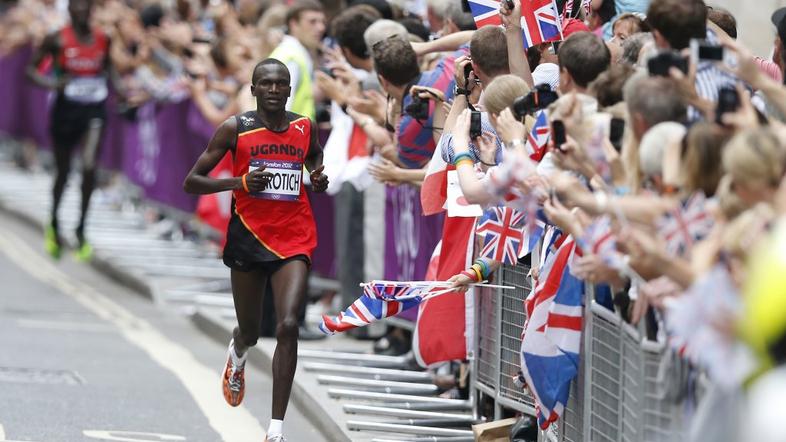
[249,159,302,201]
[64,76,108,104]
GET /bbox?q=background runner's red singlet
[229,110,319,260]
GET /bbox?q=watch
[454,84,470,96]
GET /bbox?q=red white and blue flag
[521,237,584,429]
[656,192,715,257]
[319,285,426,335]
[477,206,526,265]
[468,0,563,49]
[527,110,551,162]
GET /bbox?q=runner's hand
[245,167,273,192]
[310,165,329,193]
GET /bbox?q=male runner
[183,58,328,442]
[26,0,115,260]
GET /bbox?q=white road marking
[83,430,185,441]
[0,423,5,439]
[16,318,114,333]
[0,232,266,442]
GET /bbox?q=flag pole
[359,280,516,290]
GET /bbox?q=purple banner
[384,184,443,321]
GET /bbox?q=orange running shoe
[222,339,246,407]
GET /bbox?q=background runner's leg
[269,259,308,420]
[76,118,104,243]
[51,141,73,236]
[230,268,268,356]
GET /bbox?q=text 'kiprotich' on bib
[249,159,301,201]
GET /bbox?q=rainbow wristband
[474,258,490,280]
[241,173,250,193]
[471,264,484,282]
[453,152,474,166]
[455,158,474,168]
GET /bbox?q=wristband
[474,258,491,280]
[453,152,474,165]
[454,84,471,96]
[460,270,477,282]
[241,173,250,193]
[508,139,526,149]
[455,159,474,169]
[471,264,484,282]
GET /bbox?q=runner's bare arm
[25,32,62,90]
[184,117,245,195]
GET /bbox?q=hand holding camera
[511,83,559,119]
[492,107,526,147]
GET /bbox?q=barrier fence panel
[470,262,696,442]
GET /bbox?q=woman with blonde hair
[723,129,786,208]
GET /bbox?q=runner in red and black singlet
[26,0,115,261]
[184,58,328,442]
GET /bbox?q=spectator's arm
[501,0,534,88]
[189,77,241,127]
[411,31,474,56]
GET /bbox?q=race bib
[249,159,302,201]
[64,76,108,104]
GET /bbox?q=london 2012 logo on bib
[248,159,301,201]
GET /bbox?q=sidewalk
[0,145,473,442]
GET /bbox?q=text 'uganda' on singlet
[226,111,321,262]
[56,25,109,104]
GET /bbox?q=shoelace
[267,435,286,442]
[228,362,245,391]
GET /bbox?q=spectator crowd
[3,0,786,439]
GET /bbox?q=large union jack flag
[468,0,563,49]
[527,110,551,162]
[477,206,525,265]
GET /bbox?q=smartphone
[470,111,482,139]
[552,120,566,151]
[691,39,724,63]
[716,86,740,125]
[648,51,688,77]
[609,118,625,152]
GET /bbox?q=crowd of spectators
[4,0,786,437]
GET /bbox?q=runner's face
[252,65,291,112]
[69,0,92,29]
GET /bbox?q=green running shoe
[44,225,61,260]
[74,241,93,262]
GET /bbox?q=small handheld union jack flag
[477,206,526,265]
[468,0,563,49]
[656,192,715,257]
[527,110,551,162]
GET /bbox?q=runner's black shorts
[50,95,106,149]
[222,212,311,273]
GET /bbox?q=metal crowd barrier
[471,261,691,442]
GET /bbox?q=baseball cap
[561,18,591,38]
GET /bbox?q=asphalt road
[0,210,326,442]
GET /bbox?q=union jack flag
[527,110,550,162]
[477,206,525,265]
[468,0,563,49]
[656,192,715,257]
[320,282,453,335]
[577,215,624,269]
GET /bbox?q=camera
[470,111,482,139]
[691,39,724,63]
[405,95,430,120]
[319,66,336,79]
[716,86,740,125]
[464,62,473,83]
[511,83,559,119]
[648,51,688,77]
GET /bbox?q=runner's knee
[275,317,299,341]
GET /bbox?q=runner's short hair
[252,59,289,85]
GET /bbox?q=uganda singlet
[50,25,109,148]
[223,110,321,267]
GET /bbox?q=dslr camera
[405,95,430,120]
[511,84,559,119]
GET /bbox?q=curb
[192,309,351,442]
